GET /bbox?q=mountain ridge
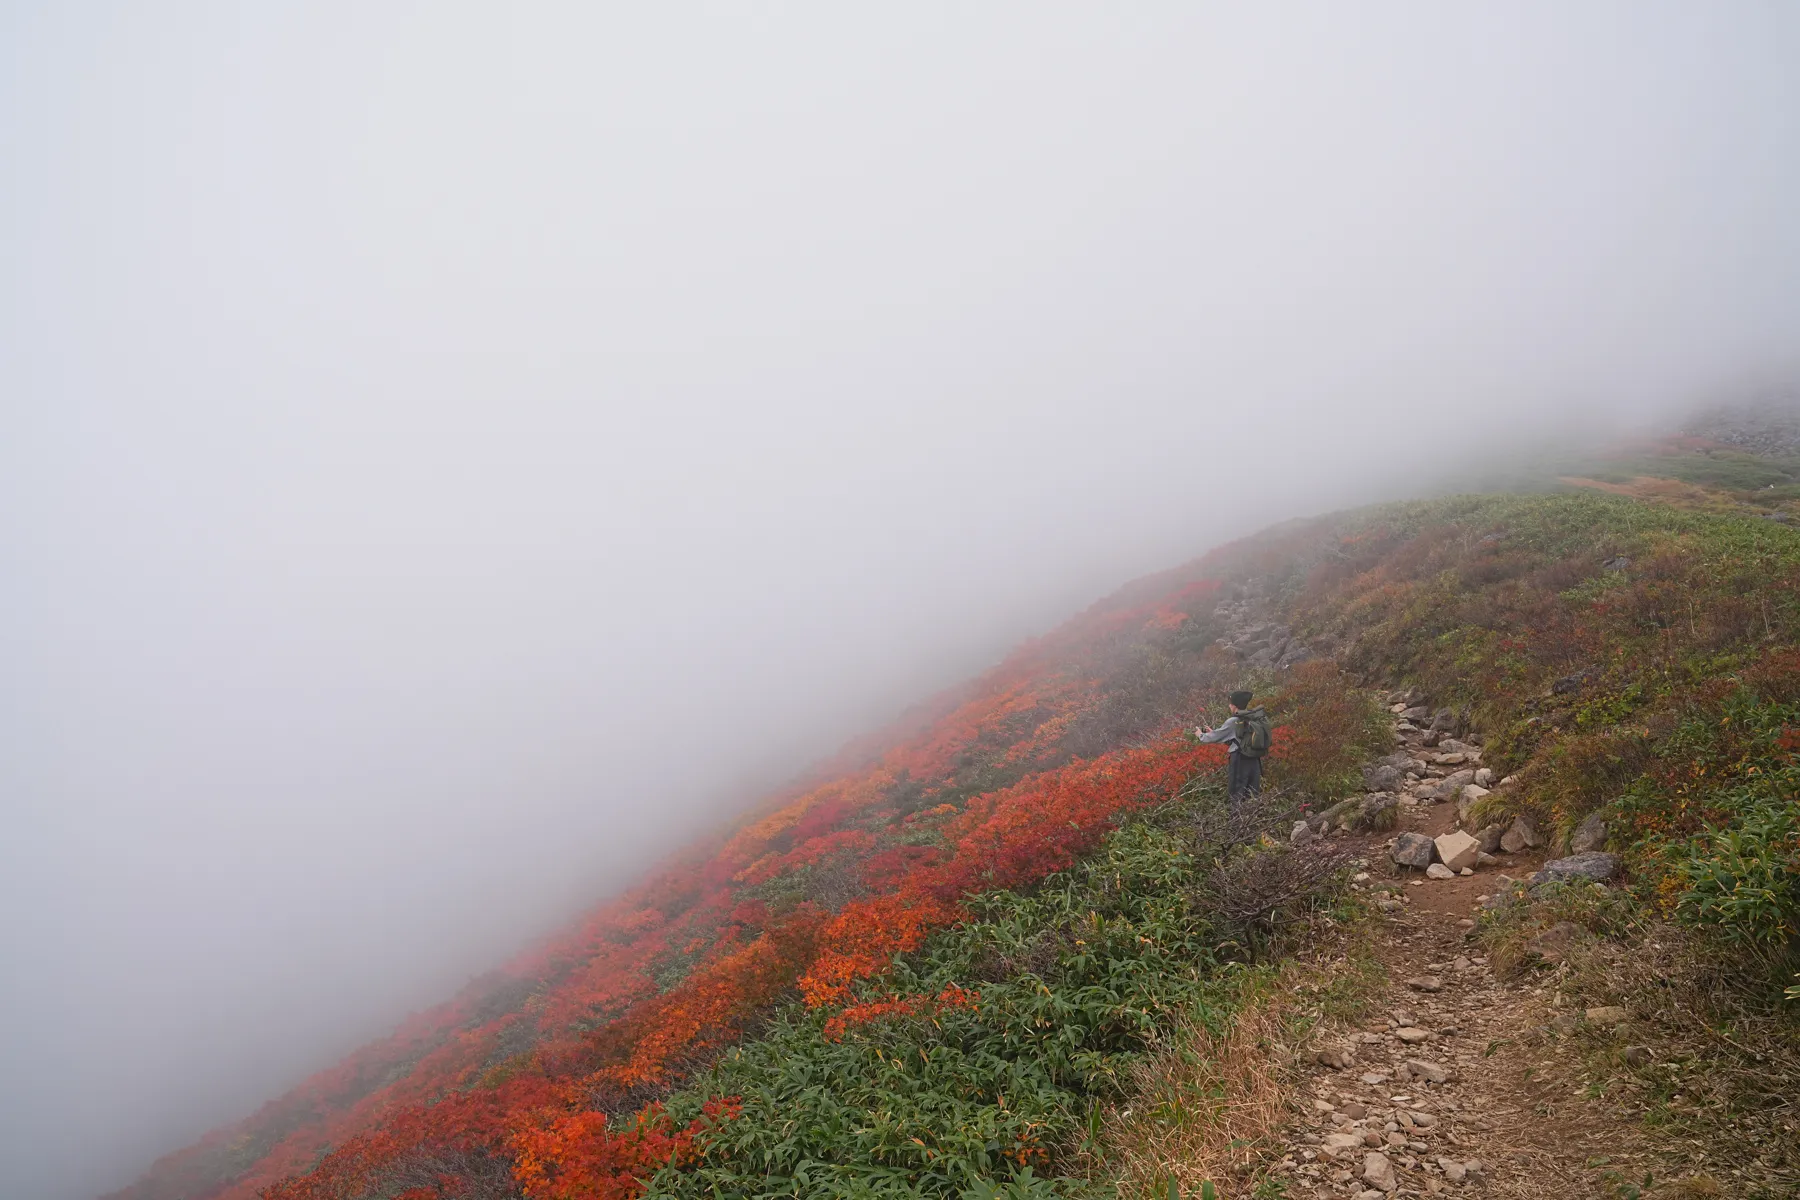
[114,416,1800,1200]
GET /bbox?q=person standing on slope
[1195,689,1271,804]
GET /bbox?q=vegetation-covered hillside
[116,433,1800,1200]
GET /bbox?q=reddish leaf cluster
[822,984,981,1042]
[509,1098,739,1200]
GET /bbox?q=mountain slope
[116,433,1800,1200]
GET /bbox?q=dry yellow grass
[1094,996,1294,1198]
[1085,916,1385,1200]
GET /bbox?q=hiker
[1194,690,1270,802]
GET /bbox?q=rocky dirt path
[1267,706,1667,1200]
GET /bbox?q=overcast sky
[3,5,1798,1199]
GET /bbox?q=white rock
[1434,830,1480,871]
[1363,1150,1397,1192]
[1426,863,1455,880]
[1404,1058,1452,1083]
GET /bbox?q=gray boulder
[1570,811,1609,854]
[1428,768,1476,801]
[1353,793,1399,833]
[1532,852,1622,886]
[1363,763,1406,792]
[1313,796,1362,833]
[1500,812,1543,853]
[1474,823,1507,854]
[1392,831,1436,869]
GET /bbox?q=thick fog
[3,5,1797,1198]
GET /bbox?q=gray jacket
[1196,707,1265,753]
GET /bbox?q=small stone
[1341,1102,1367,1119]
[1360,1072,1391,1086]
[1312,1098,1337,1112]
[1473,823,1506,854]
[1623,1045,1653,1067]
[1456,919,1474,929]
[1395,1026,1431,1043]
[1452,955,1472,969]
[1326,1132,1365,1152]
[1474,767,1494,787]
[1459,867,1474,876]
[1404,1058,1452,1083]
[1409,1111,1436,1128]
[1585,1005,1628,1026]
[1406,975,1444,992]
[1363,1151,1397,1192]
[1440,1158,1468,1184]
[1475,851,1496,866]
[1366,1130,1385,1147]
[1426,863,1455,879]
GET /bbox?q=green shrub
[1661,795,1800,948]
[648,786,1301,1198]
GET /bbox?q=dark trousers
[1228,751,1263,803]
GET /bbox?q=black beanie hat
[1230,690,1253,709]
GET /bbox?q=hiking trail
[1267,703,1676,1200]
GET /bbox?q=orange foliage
[123,557,1259,1200]
[798,891,960,1007]
[509,1099,738,1200]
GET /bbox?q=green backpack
[1235,709,1271,757]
